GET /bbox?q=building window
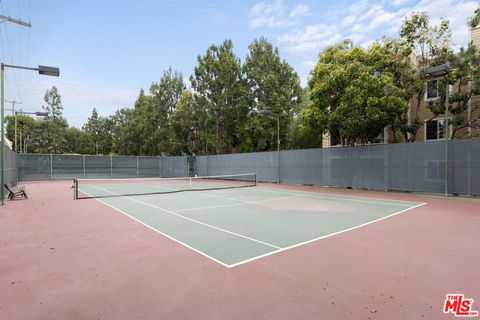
[426,80,439,100]
[425,119,445,140]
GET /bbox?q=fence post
[110,155,113,179]
[83,155,86,178]
[15,153,18,184]
[50,153,53,180]
[277,150,281,184]
[136,156,139,177]
[158,156,162,178]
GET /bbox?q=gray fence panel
[280,149,324,185]
[3,144,17,188]
[84,155,111,178]
[195,156,207,176]
[112,156,137,178]
[52,154,84,179]
[161,156,188,177]
[15,139,480,196]
[200,151,278,182]
[195,139,480,196]
[406,141,445,193]
[449,139,480,195]
[138,156,160,177]
[18,154,51,181]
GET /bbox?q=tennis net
[72,172,257,199]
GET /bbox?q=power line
[0,1,32,103]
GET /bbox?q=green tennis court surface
[79,181,424,267]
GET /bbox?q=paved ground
[1,180,479,319]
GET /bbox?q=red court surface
[1,180,479,319]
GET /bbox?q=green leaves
[306,42,408,145]
[191,39,248,154]
[82,108,112,155]
[469,7,480,28]
[242,37,302,151]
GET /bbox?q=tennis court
[3,177,480,319]
[73,174,424,267]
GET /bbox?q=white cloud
[273,0,478,84]
[278,24,342,54]
[392,0,413,6]
[341,15,357,27]
[290,4,310,18]
[249,0,309,28]
[277,0,477,56]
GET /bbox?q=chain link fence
[15,139,480,196]
[3,144,17,186]
[17,154,190,181]
[196,139,480,196]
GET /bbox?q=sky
[1,0,478,128]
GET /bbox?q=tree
[469,7,480,28]
[287,89,323,149]
[41,86,68,152]
[83,108,112,155]
[110,107,134,155]
[306,40,408,145]
[371,37,423,142]
[398,12,452,141]
[427,42,480,138]
[43,86,63,120]
[190,39,248,154]
[169,90,202,155]
[149,68,185,154]
[5,115,36,152]
[65,127,95,154]
[242,37,302,151]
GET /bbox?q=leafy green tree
[65,127,95,154]
[83,108,112,155]
[43,86,63,120]
[287,89,323,149]
[469,7,479,28]
[242,37,302,151]
[398,12,452,141]
[149,68,185,154]
[41,86,68,152]
[110,107,134,155]
[169,90,202,155]
[371,37,423,142]
[191,39,248,154]
[5,115,36,152]
[307,40,408,145]
[427,42,480,138]
[127,89,158,155]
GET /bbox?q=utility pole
[1,15,31,204]
[5,100,22,116]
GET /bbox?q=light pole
[1,63,59,204]
[258,109,281,184]
[14,110,48,153]
[426,64,450,196]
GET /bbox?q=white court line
[253,187,420,207]
[227,202,427,268]
[79,185,427,269]
[173,194,304,213]
[87,184,281,250]
[79,188,231,268]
